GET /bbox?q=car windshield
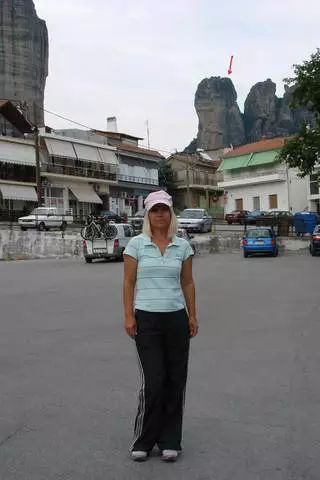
[31,208,50,215]
[247,229,271,238]
[180,210,203,219]
[250,211,263,217]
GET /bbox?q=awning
[0,140,35,166]
[248,150,279,166]
[98,148,118,165]
[218,154,251,172]
[68,183,102,204]
[73,144,101,163]
[0,183,37,201]
[44,138,77,159]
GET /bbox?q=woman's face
[148,204,171,230]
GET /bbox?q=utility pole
[186,164,191,207]
[33,102,42,206]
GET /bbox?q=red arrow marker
[228,55,234,75]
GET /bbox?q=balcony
[41,162,119,183]
[0,162,35,183]
[174,170,219,190]
[119,174,158,185]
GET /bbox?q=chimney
[107,116,118,133]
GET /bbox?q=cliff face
[0,0,48,135]
[192,77,315,151]
[195,77,245,150]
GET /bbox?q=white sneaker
[131,450,148,462]
[161,449,179,462]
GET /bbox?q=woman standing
[123,190,198,462]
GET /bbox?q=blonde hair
[142,207,178,238]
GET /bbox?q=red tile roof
[92,130,143,141]
[224,137,287,158]
[117,143,164,159]
[168,153,220,170]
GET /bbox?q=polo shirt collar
[142,234,180,247]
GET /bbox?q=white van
[82,223,135,264]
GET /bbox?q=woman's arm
[123,254,138,337]
[181,257,198,337]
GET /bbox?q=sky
[34,0,320,156]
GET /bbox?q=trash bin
[294,212,318,236]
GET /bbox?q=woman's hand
[189,316,199,338]
[125,316,137,338]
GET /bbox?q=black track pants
[130,309,190,452]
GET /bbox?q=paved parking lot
[0,253,320,480]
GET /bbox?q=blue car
[242,227,278,258]
[309,225,320,256]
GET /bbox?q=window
[123,225,133,237]
[310,174,319,195]
[253,196,260,210]
[269,194,278,209]
[247,229,272,238]
[235,198,243,210]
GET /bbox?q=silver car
[178,209,212,233]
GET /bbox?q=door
[253,196,260,210]
[235,198,243,211]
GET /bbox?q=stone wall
[0,230,311,261]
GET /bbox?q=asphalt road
[0,254,319,480]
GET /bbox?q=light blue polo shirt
[124,234,194,313]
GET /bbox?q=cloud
[34,0,320,154]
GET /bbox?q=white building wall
[287,169,309,212]
[224,182,288,214]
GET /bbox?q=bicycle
[80,214,117,240]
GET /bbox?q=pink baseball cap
[144,190,173,211]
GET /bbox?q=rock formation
[0,0,48,136]
[191,76,316,152]
[195,77,245,150]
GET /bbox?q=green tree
[158,160,175,194]
[278,49,320,176]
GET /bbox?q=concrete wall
[0,230,311,261]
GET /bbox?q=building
[307,166,320,213]
[39,132,119,218]
[92,129,161,215]
[0,100,38,220]
[218,138,309,213]
[55,120,162,216]
[0,136,38,220]
[166,152,223,211]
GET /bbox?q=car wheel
[272,249,279,257]
[85,257,93,264]
[117,249,125,262]
[243,251,249,258]
[38,222,46,232]
[239,219,244,225]
[310,246,316,257]
[20,226,27,231]
[227,221,232,225]
[60,221,67,231]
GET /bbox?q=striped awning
[68,183,102,204]
[0,183,37,201]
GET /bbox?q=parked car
[177,228,196,253]
[18,207,73,231]
[267,210,293,218]
[92,210,124,223]
[225,210,250,225]
[242,227,278,258]
[309,225,320,256]
[245,210,268,225]
[82,223,135,263]
[178,209,212,233]
[127,209,145,234]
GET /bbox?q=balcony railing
[41,163,119,182]
[0,163,36,183]
[119,174,158,185]
[174,171,218,187]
